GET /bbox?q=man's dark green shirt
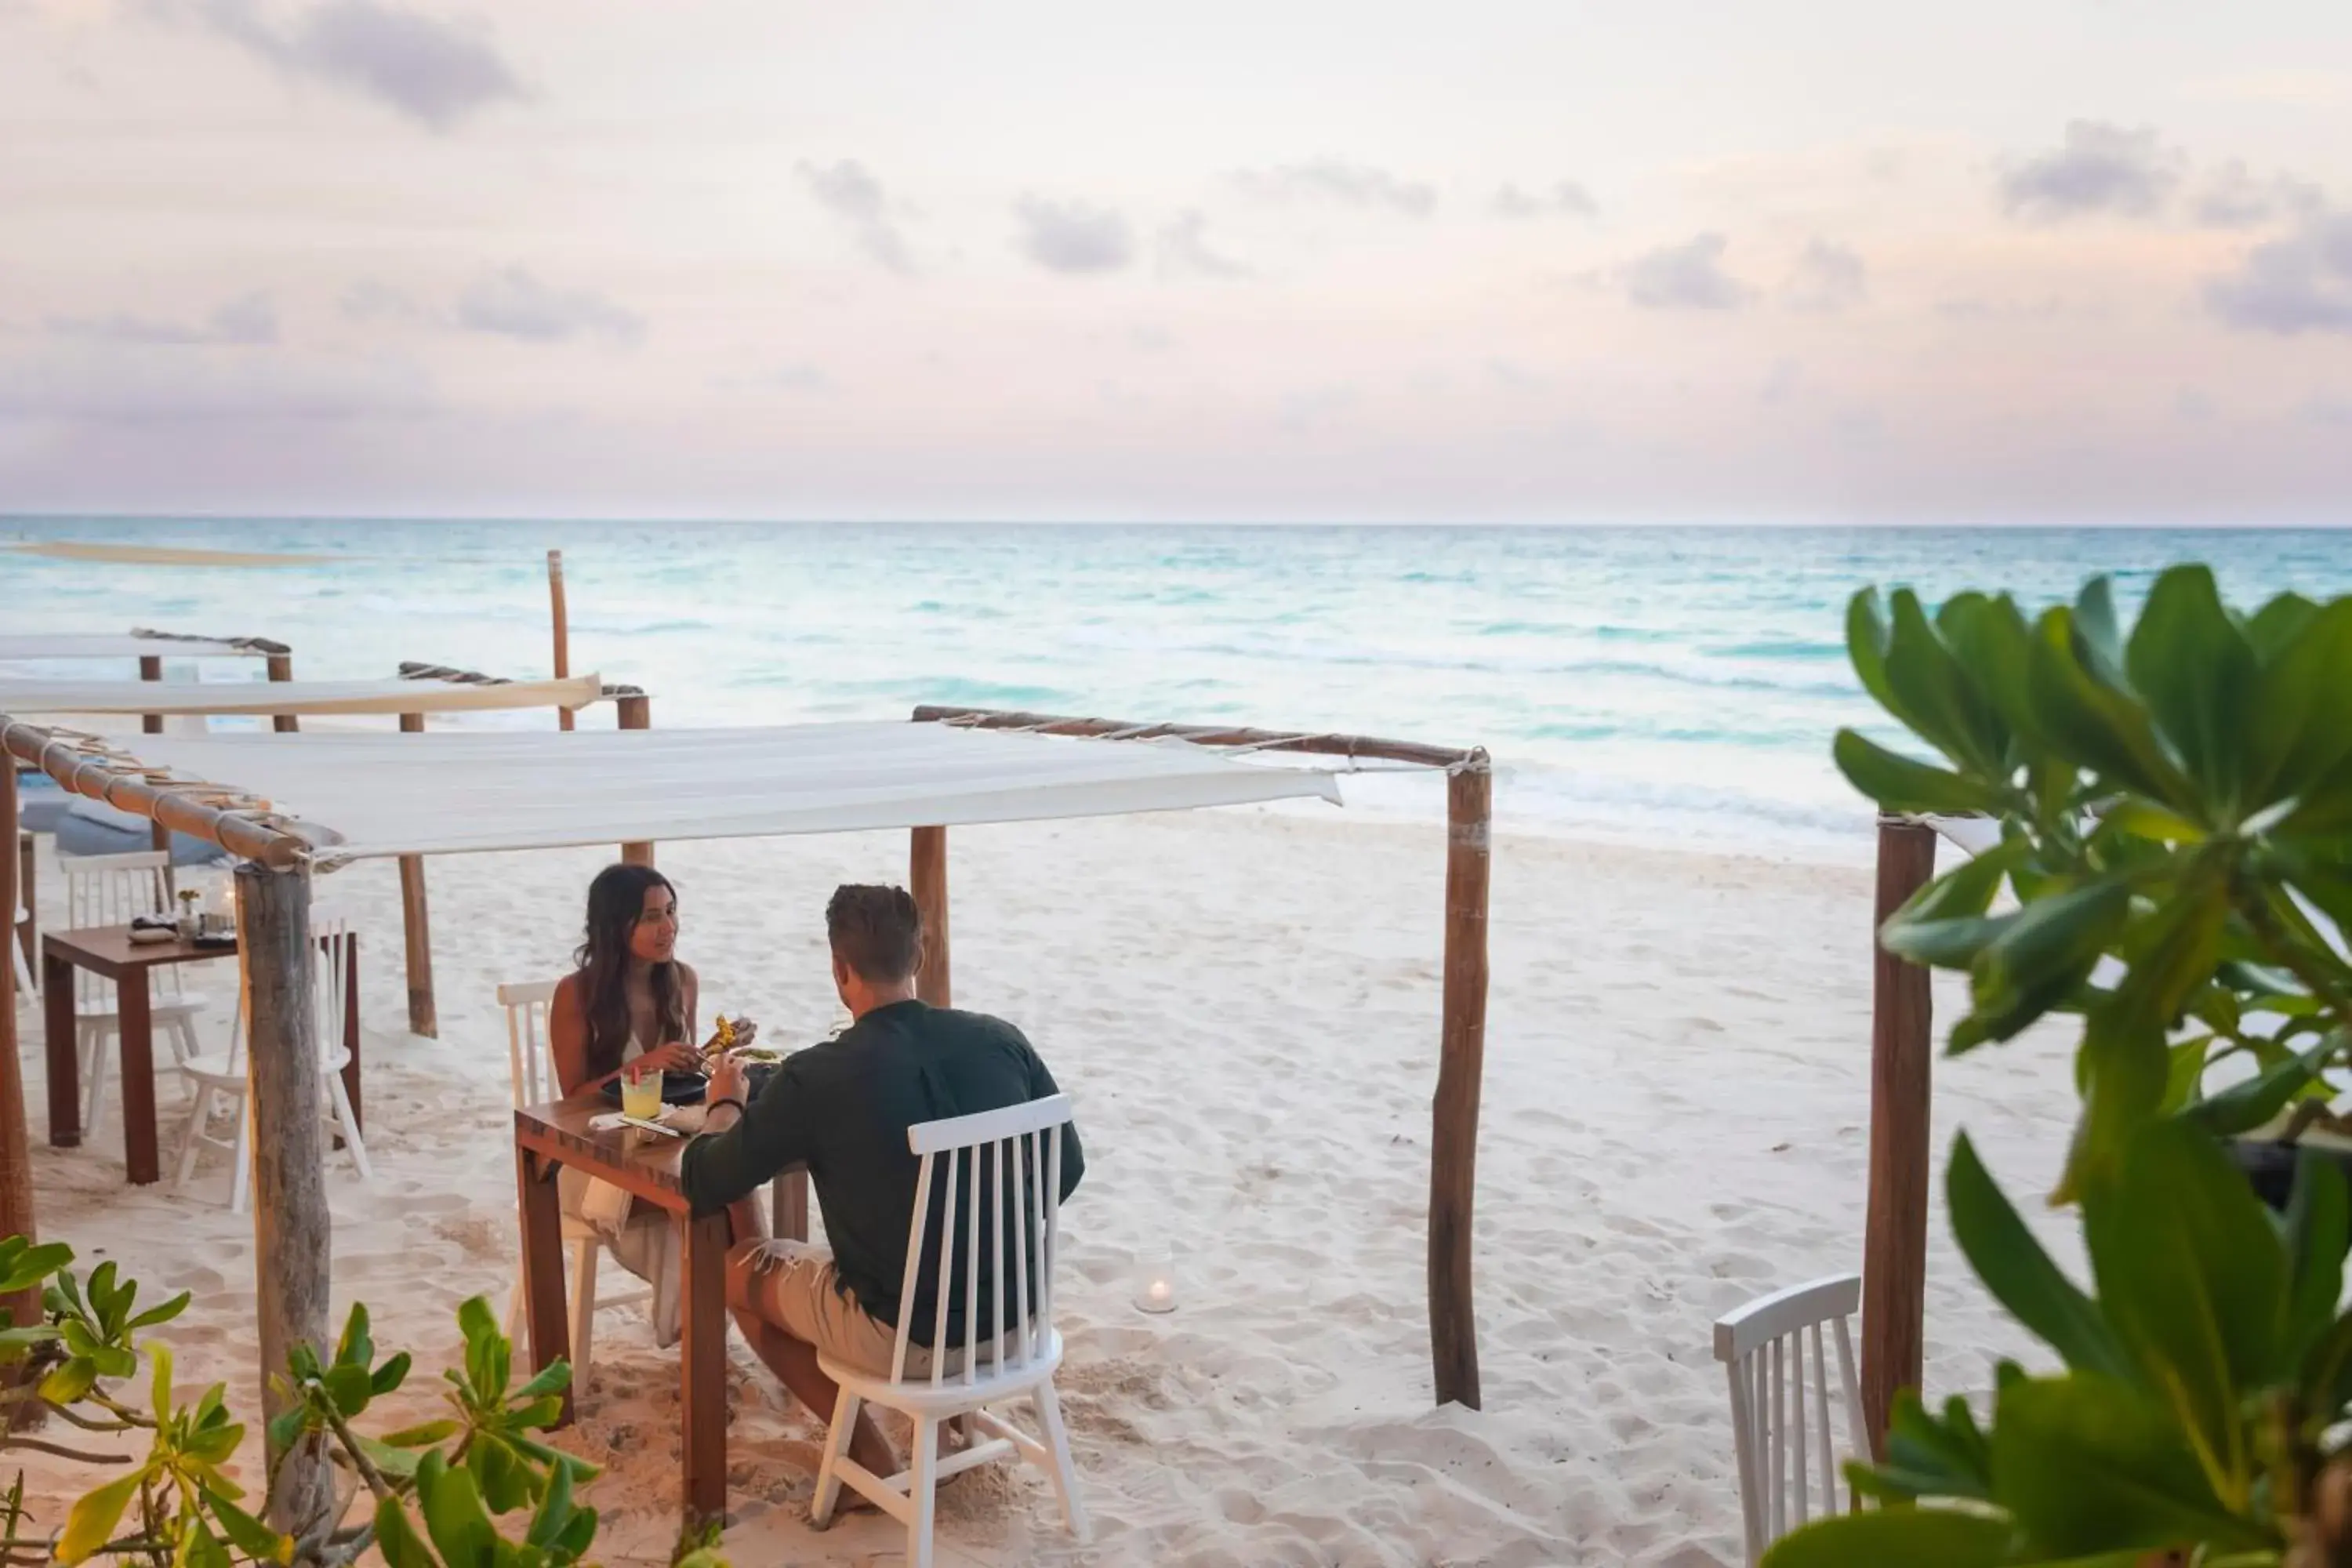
[680,999,1083,1344]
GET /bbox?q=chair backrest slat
[495,978,563,1109]
[63,851,176,1010]
[1714,1273,1864,1566]
[887,1094,1075,1389]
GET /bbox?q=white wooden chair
[9,909,30,998]
[62,851,209,1133]
[170,901,371,1213]
[496,978,651,1374]
[1712,1273,1867,1566]
[811,1092,1087,1567]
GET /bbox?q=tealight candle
[1133,1247,1178,1315]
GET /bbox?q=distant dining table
[512,1093,809,1527]
[42,924,362,1185]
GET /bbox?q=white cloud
[169,0,524,131]
[48,293,279,346]
[798,160,913,274]
[456,268,642,343]
[1013,197,1134,274]
[1624,234,1751,311]
[1490,180,1597,220]
[1155,211,1248,280]
[1998,120,2183,222]
[1784,240,1867,314]
[1233,160,1436,217]
[2205,207,2352,335]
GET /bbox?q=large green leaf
[1761,1508,2013,1568]
[1939,591,2045,766]
[1885,590,2006,775]
[2247,597,2352,808]
[2281,1149,2349,1364]
[1958,877,2132,1047]
[2125,565,2256,819]
[1991,1373,2270,1556]
[1947,1136,2133,1381]
[2099,867,2230,1043]
[1833,730,2006,816]
[373,1495,442,1568]
[1846,589,1911,729]
[2082,1120,2288,1507]
[2026,605,2197,815]
[1849,1391,1995,1503]
[56,1472,142,1565]
[2184,1035,2340,1137]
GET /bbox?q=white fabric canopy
[0,674,605,717]
[121,721,1346,865]
[0,634,264,661]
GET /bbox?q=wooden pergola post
[237,859,333,1529]
[0,760,38,1333]
[1429,754,1492,1410]
[549,550,575,734]
[397,712,437,1037]
[264,649,299,734]
[1860,816,1937,1458]
[910,826,950,1006]
[140,655,173,867]
[615,691,653,867]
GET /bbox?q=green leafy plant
[0,1236,683,1568]
[1769,567,2352,1565]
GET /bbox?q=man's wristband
[706,1097,746,1119]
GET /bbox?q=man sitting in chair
[685,883,1085,1481]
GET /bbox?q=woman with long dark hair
[547,863,753,1346]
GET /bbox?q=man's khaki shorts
[731,1240,1025,1381]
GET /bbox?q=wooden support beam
[264,652,299,734]
[910,826,950,1007]
[1428,756,1492,1410]
[1860,817,1938,1460]
[911,704,1477,771]
[615,693,653,866]
[397,713,437,1038]
[549,550,575,733]
[0,762,38,1334]
[139,655,172,866]
[237,860,332,1530]
[1,720,307,868]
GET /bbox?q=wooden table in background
[42,926,362,1185]
[512,1094,808,1527]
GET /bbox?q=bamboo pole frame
[0,759,37,1338]
[1860,818,1937,1457]
[910,704,1494,1408]
[390,662,638,1029]
[550,551,575,734]
[616,692,653,867]
[0,718,315,1434]
[910,826,950,1007]
[397,713,437,1038]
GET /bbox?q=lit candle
[1134,1250,1178,1314]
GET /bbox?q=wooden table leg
[118,972,158,1185]
[679,1208,730,1530]
[771,1170,808,1242]
[42,951,78,1147]
[340,939,362,1131]
[516,1148,573,1426]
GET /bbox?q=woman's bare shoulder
[676,960,700,992]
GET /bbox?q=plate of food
[598,1070,708,1108]
[728,1044,785,1098]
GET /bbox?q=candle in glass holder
[1134,1247,1177,1314]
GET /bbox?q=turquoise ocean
[5,520,2348,864]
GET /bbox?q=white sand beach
[7,805,2081,1566]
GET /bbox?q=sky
[2,0,2350,524]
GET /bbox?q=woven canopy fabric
[0,674,605,717]
[0,634,266,661]
[121,721,1346,865]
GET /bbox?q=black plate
[600,1071,708,1107]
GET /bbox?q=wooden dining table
[42,924,363,1185]
[513,1094,809,1528]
